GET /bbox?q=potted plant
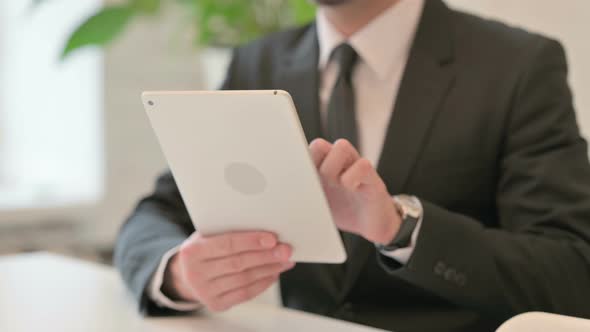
[54,0,316,88]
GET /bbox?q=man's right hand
[162,231,294,312]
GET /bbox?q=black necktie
[327,43,360,148]
[326,43,360,269]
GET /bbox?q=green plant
[37,0,316,60]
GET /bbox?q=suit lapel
[339,0,457,299]
[276,25,323,143]
[378,0,456,193]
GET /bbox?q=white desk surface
[497,312,590,332]
[0,253,386,332]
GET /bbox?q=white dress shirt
[149,0,425,310]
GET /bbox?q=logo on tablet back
[224,162,267,195]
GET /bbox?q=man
[114,0,590,331]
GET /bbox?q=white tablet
[142,90,346,263]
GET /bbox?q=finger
[201,243,292,279]
[340,158,380,190]
[319,139,360,183]
[183,231,278,260]
[309,138,332,167]
[208,262,295,297]
[211,275,279,312]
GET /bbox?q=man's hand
[163,231,294,312]
[309,138,402,244]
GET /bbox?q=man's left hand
[309,138,402,244]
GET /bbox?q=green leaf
[290,0,316,24]
[61,5,135,60]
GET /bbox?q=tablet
[142,90,346,263]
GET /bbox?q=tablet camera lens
[148,101,154,106]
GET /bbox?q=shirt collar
[316,0,425,80]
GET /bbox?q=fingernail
[260,235,276,248]
[282,261,295,268]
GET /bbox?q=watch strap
[376,195,422,251]
[377,215,419,251]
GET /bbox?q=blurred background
[0,0,589,264]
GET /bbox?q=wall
[0,0,103,210]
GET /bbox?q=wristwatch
[375,195,422,251]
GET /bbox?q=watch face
[395,195,422,219]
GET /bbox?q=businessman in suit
[114,0,590,331]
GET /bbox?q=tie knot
[331,43,358,78]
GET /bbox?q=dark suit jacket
[114,1,590,331]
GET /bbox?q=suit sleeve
[113,50,240,315]
[378,39,590,320]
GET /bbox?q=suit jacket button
[434,261,446,275]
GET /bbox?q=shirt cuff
[378,197,423,264]
[148,245,202,311]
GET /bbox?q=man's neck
[321,0,401,37]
